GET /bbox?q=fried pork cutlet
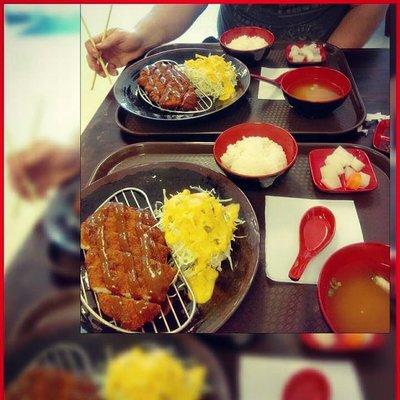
[6,367,100,400]
[81,202,176,330]
[97,293,161,331]
[137,61,198,110]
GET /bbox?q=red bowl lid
[308,147,378,193]
[283,368,331,400]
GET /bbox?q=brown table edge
[87,141,389,187]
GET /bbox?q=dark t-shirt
[218,4,351,41]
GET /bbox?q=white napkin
[265,196,364,284]
[358,113,390,134]
[257,67,292,100]
[366,112,390,121]
[240,355,364,400]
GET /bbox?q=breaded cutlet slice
[137,62,198,110]
[97,293,161,331]
[81,202,175,303]
[84,248,175,303]
[81,203,165,249]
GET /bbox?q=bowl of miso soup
[280,66,352,116]
[318,242,390,333]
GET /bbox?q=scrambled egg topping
[104,347,206,400]
[183,54,237,101]
[158,189,240,304]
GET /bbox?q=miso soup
[288,79,343,102]
[328,267,390,332]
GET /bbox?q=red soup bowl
[317,242,390,333]
[219,26,275,64]
[281,66,351,116]
[213,122,298,188]
[252,66,351,116]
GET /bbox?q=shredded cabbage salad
[183,54,237,101]
[155,187,243,304]
[103,347,206,400]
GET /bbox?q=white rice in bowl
[220,136,288,176]
[226,35,268,51]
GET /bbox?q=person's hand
[7,141,80,200]
[85,28,145,77]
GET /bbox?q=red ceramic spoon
[282,368,331,400]
[288,206,336,281]
[251,72,286,88]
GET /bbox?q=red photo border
[1,1,398,399]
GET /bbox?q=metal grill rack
[80,187,197,333]
[29,343,94,377]
[137,59,214,114]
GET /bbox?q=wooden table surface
[5,48,391,340]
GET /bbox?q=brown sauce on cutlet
[96,225,117,292]
[135,212,169,299]
[115,204,137,282]
[154,65,162,76]
[81,203,176,329]
[138,61,197,110]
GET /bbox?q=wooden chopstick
[81,14,111,84]
[91,5,113,90]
